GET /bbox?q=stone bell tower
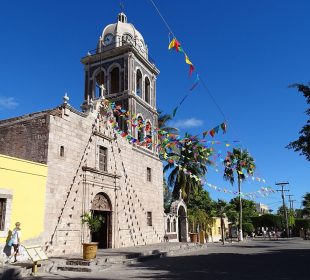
[81,12,160,148]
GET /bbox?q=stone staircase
[48,242,207,273]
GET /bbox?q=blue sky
[0,0,309,211]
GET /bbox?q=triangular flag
[214,125,220,134]
[174,39,181,51]
[168,38,181,52]
[221,122,227,133]
[185,54,193,65]
[202,131,208,138]
[210,129,215,137]
[189,64,195,76]
[168,38,176,50]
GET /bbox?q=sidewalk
[1,242,208,278]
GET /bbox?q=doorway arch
[91,192,112,249]
[178,205,187,242]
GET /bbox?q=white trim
[0,188,13,238]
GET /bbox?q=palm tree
[158,110,179,134]
[164,133,213,202]
[223,148,256,241]
[212,199,235,245]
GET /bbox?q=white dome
[98,12,148,57]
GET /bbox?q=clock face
[104,33,114,46]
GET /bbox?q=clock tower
[81,12,160,150]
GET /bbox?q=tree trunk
[238,175,243,241]
[221,217,225,245]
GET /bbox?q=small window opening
[99,146,108,171]
[173,219,176,232]
[147,212,152,226]
[60,146,65,157]
[167,218,170,233]
[0,198,7,231]
[136,70,142,97]
[145,77,150,104]
[147,167,152,182]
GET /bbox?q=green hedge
[294,219,310,230]
[251,214,283,228]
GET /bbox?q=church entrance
[178,206,187,242]
[91,192,112,249]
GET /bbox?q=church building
[0,12,166,256]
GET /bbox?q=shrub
[243,222,254,234]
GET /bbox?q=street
[22,238,310,280]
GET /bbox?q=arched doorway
[91,192,112,249]
[178,206,187,242]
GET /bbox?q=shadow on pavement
[128,248,310,280]
[19,247,310,280]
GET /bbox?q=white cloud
[173,118,203,128]
[0,96,18,109]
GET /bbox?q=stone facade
[0,100,164,255]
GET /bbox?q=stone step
[57,265,93,273]
[65,259,92,266]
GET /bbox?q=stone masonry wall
[0,112,50,163]
[43,101,164,256]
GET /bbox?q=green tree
[163,177,172,213]
[229,198,258,224]
[223,148,256,241]
[187,189,214,236]
[277,206,295,228]
[188,208,207,234]
[187,189,213,215]
[295,208,303,219]
[302,192,310,216]
[212,199,236,245]
[286,83,310,161]
[164,133,212,201]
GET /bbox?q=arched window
[137,116,144,143]
[145,77,150,104]
[95,71,105,98]
[136,70,142,97]
[173,219,177,232]
[110,67,119,94]
[167,218,171,233]
[145,121,152,150]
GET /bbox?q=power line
[148,0,270,190]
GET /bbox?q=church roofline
[0,103,89,126]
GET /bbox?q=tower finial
[120,1,125,13]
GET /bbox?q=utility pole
[291,200,296,210]
[276,182,290,238]
[286,194,294,210]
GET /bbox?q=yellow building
[0,154,47,245]
[207,217,229,242]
